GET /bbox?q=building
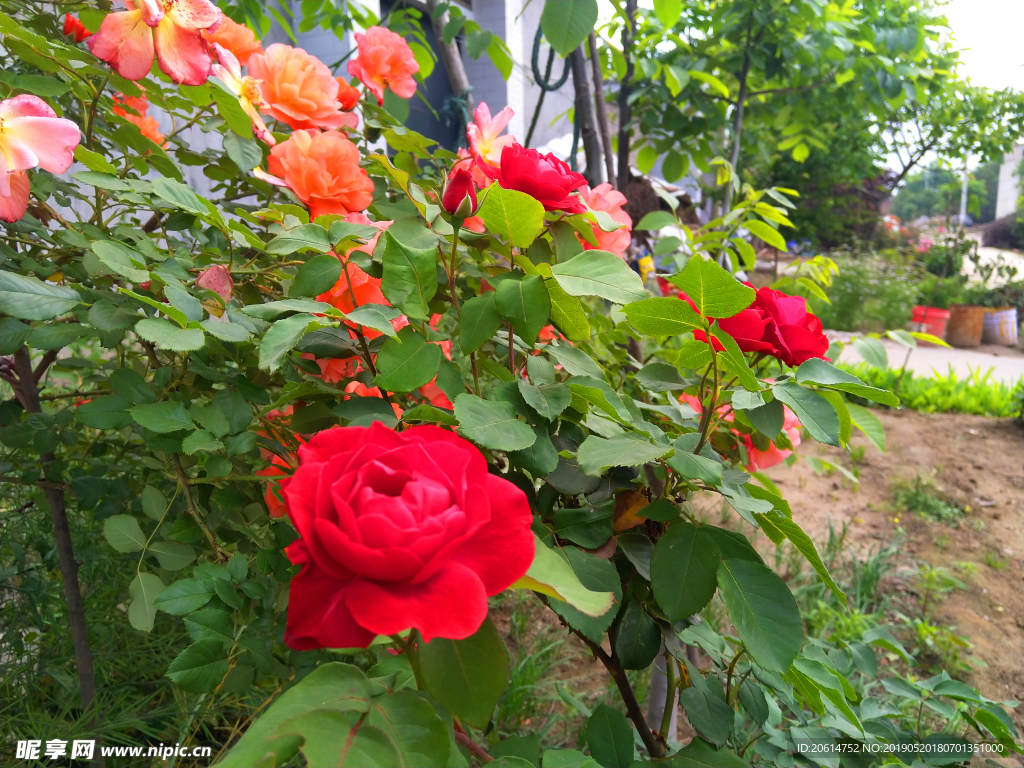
[995,144,1023,220]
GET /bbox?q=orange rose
[336,77,361,111]
[266,129,374,220]
[249,44,357,131]
[112,92,166,147]
[346,26,418,106]
[203,16,263,66]
[258,463,290,518]
[345,381,404,417]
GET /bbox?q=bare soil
[759,409,1024,724]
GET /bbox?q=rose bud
[442,167,478,219]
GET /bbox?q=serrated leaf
[166,638,228,692]
[135,318,206,351]
[266,223,332,255]
[743,219,787,251]
[374,326,443,392]
[0,271,80,321]
[623,296,704,336]
[129,401,195,433]
[495,275,550,345]
[669,255,754,318]
[478,185,546,248]
[258,313,321,371]
[380,231,437,319]
[289,253,342,298]
[103,514,146,553]
[454,394,536,451]
[550,250,647,304]
[460,292,502,353]
[575,434,669,476]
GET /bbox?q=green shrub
[811,257,921,332]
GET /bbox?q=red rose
[680,292,779,355]
[498,144,587,213]
[442,167,477,218]
[64,14,91,42]
[283,423,535,649]
[755,287,830,366]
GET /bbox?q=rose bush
[4,5,1009,768]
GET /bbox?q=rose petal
[285,548,376,650]
[87,9,155,81]
[345,561,488,642]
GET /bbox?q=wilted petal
[196,264,233,300]
[87,9,155,81]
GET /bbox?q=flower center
[241,77,262,104]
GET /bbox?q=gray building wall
[995,144,1023,220]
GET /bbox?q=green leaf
[710,325,759,391]
[135,318,205,351]
[550,250,647,305]
[460,292,503,353]
[795,359,899,406]
[375,326,443,392]
[129,401,194,433]
[772,381,841,447]
[454,394,536,451]
[419,616,508,729]
[512,535,615,618]
[75,395,133,429]
[111,368,155,404]
[121,288,187,326]
[380,231,437,319]
[217,664,373,768]
[201,319,251,343]
[666,737,750,767]
[546,548,620,643]
[847,402,885,452]
[667,442,723,486]
[518,381,571,420]
[717,559,802,673]
[92,240,150,283]
[479,185,546,248]
[289,254,341,298]
[345,304,403,339]
[167,638,228,692]
[496,275,551,345]
[242,299,332,320]
[0,271,80,321]
[545,278,591,341]
[27,324,89,350]
[154,578,214,615]
[650,522,721,622]
[756,512,845,605]
[678,660,733,747]
[103,514,146,553]
[743,219,786,251]
[744,398,784,439]
[654,0,682,27]
[223,131,262,171]
[164,282,202,322]
[576,434,669,476]
[669,255,754,318]
[540,0,598,56]
[544,343,604,380]
[72,171,130,191]
[612,598,660,670]
[635,363,687,391]
[152,177,207,215]
[552,502,615,549]
[367,691,452,768]
[508,423,559,477]
[181,428,224,455]
[852,336,888,369]
[623,296,704,336]
[183,607,234,646]
[149,540,197,571]
[74,145,118,175]
[128,572,165,632]
[259,313,321,372]
[586,704,633,768]
[635,210,677,231]
[266,223,332,255]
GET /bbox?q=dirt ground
[759,409,1024,723]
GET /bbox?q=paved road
[837,336,1024,385]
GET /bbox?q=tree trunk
[616,0,638,192]
[12,347,102,766]
[588,32,616,187]
[570,45,604,186]
[425,0,475,115]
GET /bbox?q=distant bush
[811,257,920,332]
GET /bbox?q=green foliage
[811,256,921,332]
[892,475,963,525]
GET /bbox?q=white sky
[942,0,1024,91]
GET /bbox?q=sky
[942,0,1024,91]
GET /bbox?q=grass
[839,362,1024,418]
[891,475,963,525]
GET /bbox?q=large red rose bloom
[755,287,830,366]
[283,423,535,649]
[498,144,587,213]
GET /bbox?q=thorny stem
[172,454,228,561]
[724,647,747,701]
[453,723,493,764]
[84,77,108,149]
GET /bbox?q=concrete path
[835,335,1024,385]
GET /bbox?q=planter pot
[910,305,950,342]
[982,307,1018,346]
[946,304,987,348]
